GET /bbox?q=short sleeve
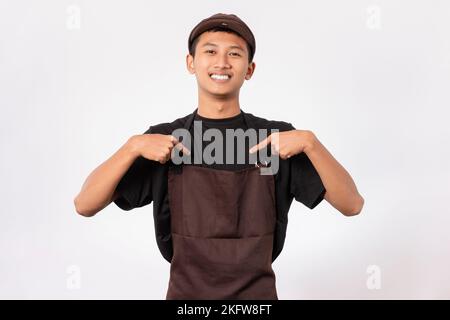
[290,152,326,209]
[286,123,326,210]
[113,126,154,211]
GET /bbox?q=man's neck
[197,92,241,119]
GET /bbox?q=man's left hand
[249,130,316,160]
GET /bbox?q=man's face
[186,31,256,98]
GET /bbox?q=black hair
[189,27,253,63]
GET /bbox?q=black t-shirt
[187,110,257,171]
[114,108,326,263]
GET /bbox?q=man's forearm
[74,135,141,217]
[304,133,364,216]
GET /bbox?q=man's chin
[206,88,236,99]
[198,83,239,99]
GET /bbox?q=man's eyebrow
[201,42,245,51]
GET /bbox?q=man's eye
[205,50,215,54]
[230,52,241,57]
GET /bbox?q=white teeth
[210,74,230,80]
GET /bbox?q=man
[74,13,364,299]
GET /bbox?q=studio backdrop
[1,0,449,299]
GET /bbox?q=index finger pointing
[169,135,179,145]
[174,142,191,156]
[249,136,272,154]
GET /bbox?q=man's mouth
[209,73,232,82]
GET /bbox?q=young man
[74,13,364,300]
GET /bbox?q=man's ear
[186,54,195,74]
[245,61,256,80]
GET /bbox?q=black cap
[188,13,256,61]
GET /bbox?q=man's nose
[214,52,231,68]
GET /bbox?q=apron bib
[166,164,278,299]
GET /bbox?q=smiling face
[186,31,256,99]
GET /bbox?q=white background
[1,0,449,299]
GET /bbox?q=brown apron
[166,164,278,300]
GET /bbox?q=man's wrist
[125,135,142,159]
[302,130,318,155]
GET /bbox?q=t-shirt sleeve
[290,152,326,209]
[286,123,326,209]
[113,126,154,211]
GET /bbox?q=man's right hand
[130,134,190,164]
